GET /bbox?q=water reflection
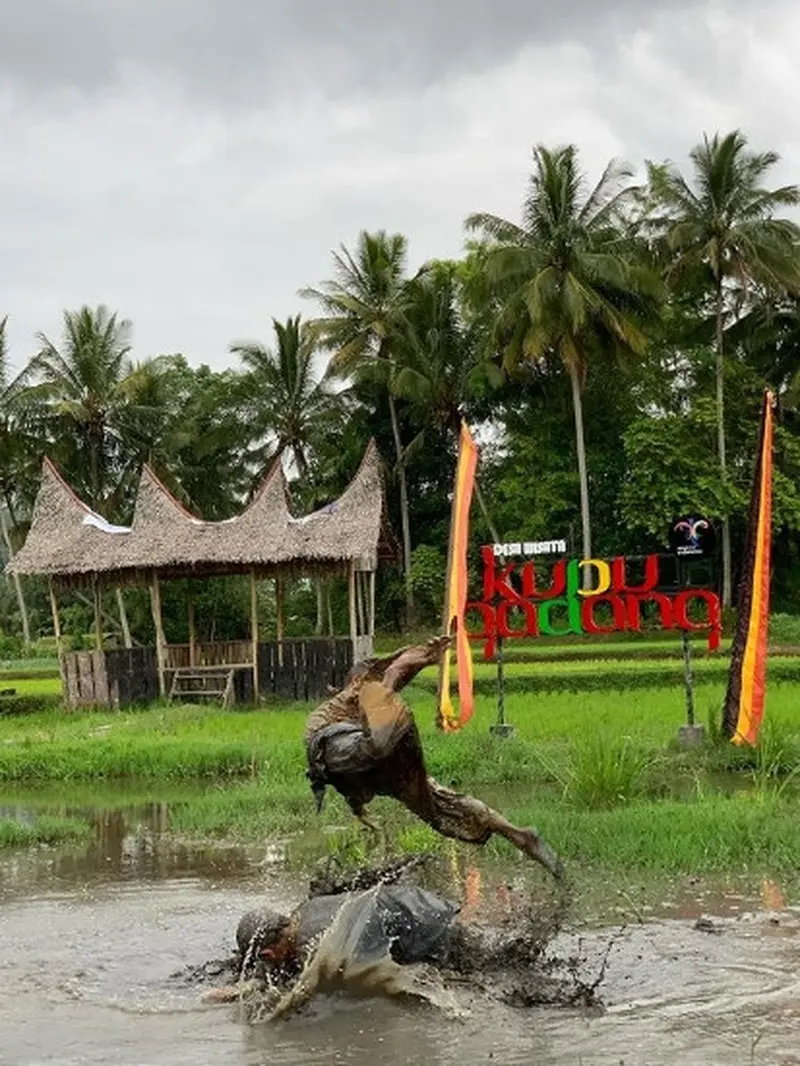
[2,788,800,1065]
[0,795,263,898]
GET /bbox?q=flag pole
[722,390,774,744]
[473,481,513,739]
[436,463,460,730]
[438,423,478,733]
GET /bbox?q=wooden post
[276,575,285,667]
[187,589,196,667]
[93,580,103,650]
[49,578,66,696]
[348,561,357,660]
[250,570,260,701]
[355,571,366,638]
[682,630,695,726]
[115,588,132,649]
[48,579,63,653]
[368,569,376,642]
[150,571,167,699]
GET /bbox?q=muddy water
[1,801,799,1066]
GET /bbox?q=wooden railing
[164,641,253,669]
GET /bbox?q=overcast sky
[2,0,798,373]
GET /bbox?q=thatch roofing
[8,441,392,586]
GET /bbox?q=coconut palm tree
[11,306,169,647]
[13,305,138,510]
[232,315,343,636]
[231,314,341,483]
[301,231,416,623]
[645,130,800,605]
[393,261,501,441]
[466,144,662,565]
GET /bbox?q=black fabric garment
[298,883,458,966]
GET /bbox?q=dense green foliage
[4,127,800,644]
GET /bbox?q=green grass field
[2,645,799,900]
[0,676,62,696]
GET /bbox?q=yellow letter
[577,559,611,597]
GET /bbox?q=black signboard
[668,515,716,558]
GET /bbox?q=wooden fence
[164,641,252,669]
[60,638,357,709]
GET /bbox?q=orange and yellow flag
[723,391,774,746]
[438,423,479,732]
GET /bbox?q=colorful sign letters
[465,546,722,659]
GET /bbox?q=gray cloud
[1,0,797,372]
[3,0,705,98]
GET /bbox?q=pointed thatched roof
[8,441,393,586]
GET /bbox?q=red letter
[520,560,567,600]
[580,594,627,635]
[481,546,524,604]
[611,554,660,594]
[674,591,721,652]
[624,593,675,632]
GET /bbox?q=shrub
[0,693,62,717]
[539,735,659,809]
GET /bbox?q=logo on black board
[669,515,716,558]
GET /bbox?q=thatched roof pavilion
[9,439,389,586]
[9,442,392,708]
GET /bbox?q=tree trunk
[0,509,31,647]
[388,392,414,627]
[89,425,103,512]
[293,445,308,481]
[315,579,325,635]
[568,363,592,577]
[715,279,732,608]
[116,588,132,648]
[474,478,502,545]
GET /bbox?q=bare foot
[516,828,565,880]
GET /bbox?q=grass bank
[2,678,799,784]
[164,780,800,883]
[0,815,91,850]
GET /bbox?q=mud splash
[229,861,615,1025]
[2,858,800,1064]
[2,794,800,1065]
[256,886,462,1022]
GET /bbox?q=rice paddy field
[2,633,800,904]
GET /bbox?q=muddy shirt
[304,681,365,744]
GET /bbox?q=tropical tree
[645,130,800,605]
[12,305,141,510]
[231,315,340,482]
[232,316,343,636]
[392,261,506,543]
[394,261,501,438]
[0,316,31,645]
[10,306,170,647]
[301,231,416,622]
[732,295,800,396]
[466,144,662,565]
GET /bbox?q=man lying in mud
[305,635,563,880]
[199,856,586,1019]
